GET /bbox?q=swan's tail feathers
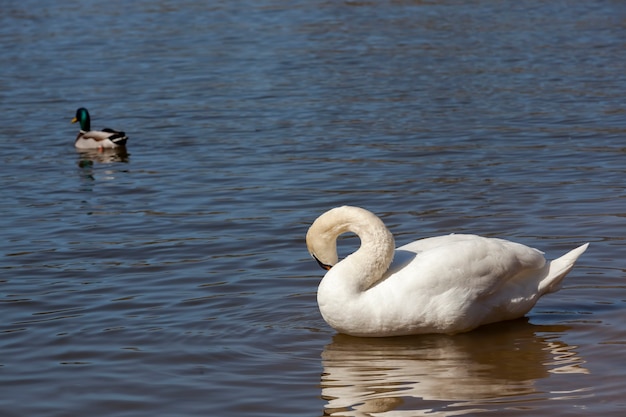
[539,243,589,295]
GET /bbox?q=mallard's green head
[71,107,91,131]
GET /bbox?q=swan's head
[306,206,392,272]
[306,218,340,271]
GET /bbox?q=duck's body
[71,107,128,149]
[306,206,588,337]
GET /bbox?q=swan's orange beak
[312,254,332,271]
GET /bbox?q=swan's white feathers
[307,206,588,336]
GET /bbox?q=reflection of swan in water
[321,320,589,416]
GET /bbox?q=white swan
[306,206,589,337]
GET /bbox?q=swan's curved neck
[310,206,396,293]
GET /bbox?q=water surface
[2,1,626,416]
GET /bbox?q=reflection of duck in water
[306,206,588,336]
[321,320,589,416]
[71,107,128,149]
[76,148,129,185]
[77,147,129,165]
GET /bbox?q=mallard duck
[306,206,589,336]
[71,107,128,149]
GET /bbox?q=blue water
[2,1,626,415]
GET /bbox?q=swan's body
[72,107,128,149]
[306,206,588,337]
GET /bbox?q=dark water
[2,1,626,415]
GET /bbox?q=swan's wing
[390,235,546,297]
[397,233,539,255]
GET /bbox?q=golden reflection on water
[321,320,589,416]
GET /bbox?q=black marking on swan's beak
[312,254,332,271]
